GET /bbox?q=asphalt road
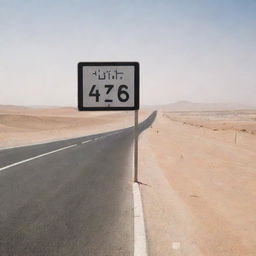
[0,111,156,256]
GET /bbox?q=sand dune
[0,105,147,148]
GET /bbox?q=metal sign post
[78,62,140,182]
[134,110,139,182]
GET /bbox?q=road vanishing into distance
[0,111,156,256]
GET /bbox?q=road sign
[78,62,139,111]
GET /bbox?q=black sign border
[78,62,139,111]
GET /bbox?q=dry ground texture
[1,106,256,255]
[0,105,147,148]
[139,110,256,256]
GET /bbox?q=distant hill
[159,101,256,111]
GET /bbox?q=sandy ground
[165,110,256,134]
[0,105,147,148]
[139,111,256,256]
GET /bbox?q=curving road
[0,111,156,256]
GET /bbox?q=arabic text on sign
[92,70,124,80]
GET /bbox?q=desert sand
[139,110,256,255]
[0,105,147,148]
[1,105,256,256]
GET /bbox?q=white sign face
[78,62,139,111]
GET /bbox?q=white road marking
[82,139,93,144]
[100,131,122,139]
[0,129,124,151]
[82,131,122,144]
[0,134,87,151]
[133,182,148,256]
[1,130,124,171]
[0,144,77,172]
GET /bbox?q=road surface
[0,111,156,256]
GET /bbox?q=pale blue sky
[0,0,255,106]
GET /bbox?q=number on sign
[118,85,129,102]
[88,84,130,103]
[89,85,100,102]
[104,84,114,94]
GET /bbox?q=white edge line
[133,182,148,256]
[0,144,77,172]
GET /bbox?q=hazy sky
[0,0,256,106]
